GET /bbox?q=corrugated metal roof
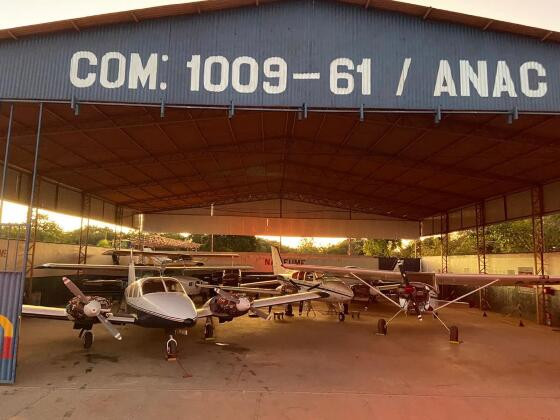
[0,0,558,44]
[3,103,560,221]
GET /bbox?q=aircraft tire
[338,312,345,322]
[449,326,459,342]
[204,323,214,339]
[377,319,387,335]
[83,331,93,349]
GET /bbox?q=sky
[0,0,553,247]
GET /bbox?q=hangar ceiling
[2,102,560,224]
[2,0,560,237]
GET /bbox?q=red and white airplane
[277,257,560,342]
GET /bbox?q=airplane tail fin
[271,246,291,276]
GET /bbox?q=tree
[363,239,402,257]
[297,238,318,254]
[35,214,65,243]
[187,234,258,252]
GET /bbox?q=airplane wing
[283,263,403,281]
[36,263,158,271]
[434,273,560,286]
[239,279,283,287]
[283,263,560,286]
[22,305,68,320]
[103,250,239,258]
[22,305,136,324]
[163,265,253,272]
[36,263,253,272]
[195,291,327,318]
[249,291,328,309]
[198,284,282,295]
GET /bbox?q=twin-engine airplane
[22,256,327,359]
[278,259,560,342]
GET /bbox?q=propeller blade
[96,314,122,340]
[251,307,271,320]
[62,277,88,304]
[214,288,240,303]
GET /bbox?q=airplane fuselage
[123,277,198,329]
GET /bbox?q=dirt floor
[2,302,560,419]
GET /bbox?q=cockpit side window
[142,279,166,294]
[163,279,185,294]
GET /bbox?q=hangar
[1,0,560,407]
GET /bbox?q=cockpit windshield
[141,278,166,294]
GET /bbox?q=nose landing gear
[166,334,178,360]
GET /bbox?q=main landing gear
[79,328,94,349]
[376,310,460,342]
[204,318,215,340]
[338,303,346,322]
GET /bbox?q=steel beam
[475,201,489,313]
[21,103,43,302]
[0,104,14,222]
[440,213,449,274]
[77,193,91,266]
[531,185,548,325]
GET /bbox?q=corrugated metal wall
[422,180,560,235]
[1,1,560,111]
[0,271,24,384]
[0,164,136,228]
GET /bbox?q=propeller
[214,287,271,319]
[214,287,240,303]
[62,277,122,341]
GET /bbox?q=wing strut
[436,279,500,312]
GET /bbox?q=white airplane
[278,260,560,342]
[218,247,358,321]
[22,256,327,359]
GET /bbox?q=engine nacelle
[207,296,249,319]
[66,296,111,321]
[277,283,299,295]
[395,282,437,313]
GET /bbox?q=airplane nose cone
[142,293,198,323]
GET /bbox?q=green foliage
[188,234,258,252]
[297,238,317,254]
[363,239,401,257]
[96,239,112,248]
[3,212,560,256]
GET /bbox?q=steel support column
[77,193,91,265]
[440,213,449,274]
[531,185,548,325]
[415,239,422,259]
[112,206,124,250]
[0,104,14,222]
[21,103,43,302]
[475,202,489,313]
